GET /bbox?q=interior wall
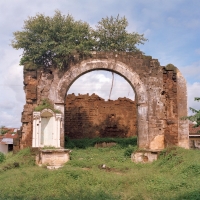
[65,93,137,139]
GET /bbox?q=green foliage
[0,148,35,172]
[65,136,137,149]
[12,11,147,69]
[12,10,94,69]
[42,146,57,150]
[0,145,200,199]
[0,126,9,135]
[93,15,147,52]
[182,97,200,128]
[165,63,177,72]
[124,145,137,157]
[0,152,5,163]
[34,99,61,113]
[156,147,184,168]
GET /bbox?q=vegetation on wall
[12,11,147,69]
[93,15,146,52]
[165,63,177,72]
[34,99,61,113]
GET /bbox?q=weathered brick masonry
[65,93,137,139]
[14,52,189,151]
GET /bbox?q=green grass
[65,136,137,149]
[0,142,200,200]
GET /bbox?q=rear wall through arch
[17,52,189,151]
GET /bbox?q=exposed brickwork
[19,70,38,149]
[16,52,189,151]
[65,93,137,139]
[163,68,179,146]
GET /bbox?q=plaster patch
[149,135,164,150]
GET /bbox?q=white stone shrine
[32,109,62,148]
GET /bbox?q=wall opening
[64,70,137,143]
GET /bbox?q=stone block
[131,151,159,163]
[149,135,165,150]
[36,149,71,168]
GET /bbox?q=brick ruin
[14,52,189,152]
[65,93,137,139]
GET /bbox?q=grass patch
[0,141,200,199]
[0,147,35,172]
[65,136,137,149]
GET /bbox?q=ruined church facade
[14,52,189,151]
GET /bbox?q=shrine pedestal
[36,149,71,169]
[131,150,160,163]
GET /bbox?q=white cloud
[181,61,200,83]
[0,90,24,127]
[68,71,135,101]
[0,46,25,128]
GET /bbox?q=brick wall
[65,93,137,139]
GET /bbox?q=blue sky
[0,0,200,127]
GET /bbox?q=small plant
[0,152,5,163]
[42,146,57,150]
[124,145,137,157]
[34,99,61,113]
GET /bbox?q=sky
[0,0,200,128]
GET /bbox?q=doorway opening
[64,70,137,148]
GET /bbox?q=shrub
[0,152,5,163]
[124,146,137,157]
[65,136,137,149]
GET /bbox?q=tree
[93,15,147,52]
[12,10,94,69]
[183,97,200,127]
[12,12,147,69]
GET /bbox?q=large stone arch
[17,52,189,156]
[50,59,149,149]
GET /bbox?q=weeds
[0,147,35,172]
[0,152,5,163]
[65,136,137,149]
[0,142,200,199]
[34,99,61,113]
